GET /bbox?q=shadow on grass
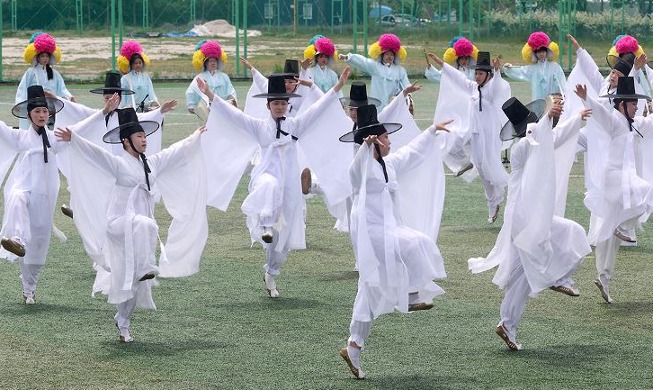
[318,271,359,281]
[209,297,322,310]
[502,343,612,367]
[606,301,653,315]
[102,338,232,357]
[0,302,96,316]
[353,374,482,389]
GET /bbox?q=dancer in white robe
[435,51,510,222]
[575,79,653,303]
[198,68,351,298]
[339,34,410,110]
[0,85,65,304]
[55,108,208,343]
[469,97,592,351]
[338,104,448,379]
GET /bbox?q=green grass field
[0,81,652,389]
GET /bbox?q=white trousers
[264,230,289,276]
[348,319,373,348]
[499,260,577,341]
[19,259,42,297]
[114,296,137,333]
[595,217,638,280]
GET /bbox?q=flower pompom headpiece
[368,33,407,64]
[442,36,479,66]
[304,36,338,65]
[608,35,644,59]
[117,40,151,74]
[192,40,228,71]
[23,32,61,65]
[521,31,559,63]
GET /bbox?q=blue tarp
[369,5,392,18]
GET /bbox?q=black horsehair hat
[471,51,493,71]
[500,96,551,141]
[12,85,64,119]
[252,74,301,100]
[339,104,402,144]
[340,82,382,108]
[90,71,135,95]
[600,76,651,101]
[102,108,159,144]
[280,59,300,80]
[606,53,634,77]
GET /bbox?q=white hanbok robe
[66,121,207,306]
[186,70,237,110]
[120,71,159,110]
[350,129,446,322]
[204,88,350,253]
[345,54,410,110]
[0,123,63,265]
[503,61,566,100]
[584,96,653,245]
[468,116,591,293]
[425,64,474,83]
[440,63,509,206]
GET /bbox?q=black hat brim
[90,87,135,95]
[599,93,651,101]
[339,122,402,143]
[500,98,550,141]
[252,92,301,99]
[340,96,382,108]
[102,120,160,144]
[12,97,65,119]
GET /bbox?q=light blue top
[346,53,410,110]
[120,71,158,110]
[16,65,73,103]
[186,70,237,109]
[503,61,566,101]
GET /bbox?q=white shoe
[116,322,134,343]
[23,293,36,305]
[264,272,279,298]
[594,275,613,303]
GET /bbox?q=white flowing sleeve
[67,128,120,269]
[387,129,445,239]
[576,48,604,93]
[150,131,208,278]
[552,113,584,217]
[203,94,259,211]
[0,122,20,186]
[294,89,355,207]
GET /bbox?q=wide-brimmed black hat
[90,71,135,95]
[12,85,64,119]
[471,51,493,71]
[339,104,402,144]
[280,59,300,79]
[600,76,651,101]
[102,108,159,144]
[253,74,301,99]
[606,53,634,77]
[340,82,382,108]
[500,97,550,141]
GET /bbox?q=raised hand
[574,84,588,101]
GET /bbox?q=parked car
[393,13,419,27]
[378,14,397,26]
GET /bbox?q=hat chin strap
[126,137,151,190]
[373,143,388,183]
